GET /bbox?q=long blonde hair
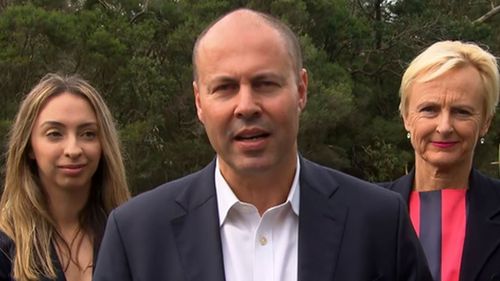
[0,73,130,281]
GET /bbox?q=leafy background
[1,0,499,194]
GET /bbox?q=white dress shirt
[215,156,300,281]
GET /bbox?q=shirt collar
[215,155,301,226]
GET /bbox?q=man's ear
[193,81,204,124]
[298,68,308,112]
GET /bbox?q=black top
[0,230,97,281]
[379,168,500,280]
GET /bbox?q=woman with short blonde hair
[382,41,500,281]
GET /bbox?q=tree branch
[131,0,150,24]
[97,0,113,10]
[473,5,500,24]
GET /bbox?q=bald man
[94,9,432,281]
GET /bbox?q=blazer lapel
[46,243,66,281]
[171,160,226,281]
[460,169,500,280]
[298,159,348,281]
[385,170,414,204]
[383,169,500,279]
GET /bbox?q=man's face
[193,15,307,179]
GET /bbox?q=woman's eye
[46,131,62,138]
[82,131,97,139]
[419,106,437,113]
[454,108,471,116]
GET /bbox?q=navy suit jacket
[94,158,432,281]
[381,169,500,281]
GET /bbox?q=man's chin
[230,158,274,174]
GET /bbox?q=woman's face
[30,92,102,195]
[403,65,491,170]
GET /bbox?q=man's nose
[234,86,262,120]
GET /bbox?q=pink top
[409,189,467,281]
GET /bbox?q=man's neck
[219,156,298,215]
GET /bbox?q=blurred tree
[0,0,498,195]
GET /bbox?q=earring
[480,137,485,144]
[406,132,411,139]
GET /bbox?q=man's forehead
[193,9,298,82]
[200,12,275,46]
[196,19,286,65]
[209,9,267,33]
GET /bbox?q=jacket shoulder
[0,230,13,257]
[472,169,500,193]
[302,158,402,203]
[112,162,215,221]
[0,230,14,279]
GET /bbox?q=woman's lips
[59,164,86,176]
[432,141,458,148]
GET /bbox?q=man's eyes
[211,80,280,94]
[213,83,238,93]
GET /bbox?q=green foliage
[360,138,413,182]
[1,0,499,194]
[0,119,12,188]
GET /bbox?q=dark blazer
[0,232,63,281]
[0,230,99,281]
[94,158,432,281]
[381,168,500,281]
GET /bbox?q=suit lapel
[171,160,226,281]
[298,159,348,281]
[460,169,500,280]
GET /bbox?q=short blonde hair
[0,73,129,281]
[399,40,499,118]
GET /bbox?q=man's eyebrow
[210,76,238,84]
[205,76,239,92]
[252,72,285,82]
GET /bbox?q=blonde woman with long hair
[0,73,130,281]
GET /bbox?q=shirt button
[259,236,268,246]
